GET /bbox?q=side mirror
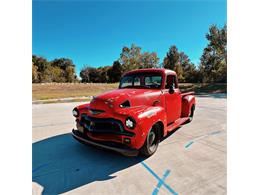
[169,85,174,94]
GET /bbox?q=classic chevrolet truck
[72,68,195,157]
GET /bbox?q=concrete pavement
[32,94,226,195]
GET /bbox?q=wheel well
[189,104,195,118]
[153,121,164,141]
[191,104,195,113]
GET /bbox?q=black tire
[187,104,195,122]
[139,124,160,157]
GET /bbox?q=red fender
[133,106,167,149]
[181,95,196,117]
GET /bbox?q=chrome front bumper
[71,129,138,156]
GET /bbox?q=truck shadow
[32,133,143,195]
[160,127,181,142]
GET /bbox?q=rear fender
[181,95,196,117]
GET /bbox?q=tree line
[32,24,226,83]
[32,56,76,83]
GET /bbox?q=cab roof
[123,68,176,76]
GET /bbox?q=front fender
[128,106,167,149]
[74,103,90,120]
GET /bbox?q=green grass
[32,83,118,100]
[32,82,226,102]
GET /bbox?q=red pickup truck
[72,68,195,157]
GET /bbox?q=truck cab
[72,68,195,157]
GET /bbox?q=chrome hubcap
[148,131,157,152]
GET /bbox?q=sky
[33,0,227,75]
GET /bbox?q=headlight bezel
[72,108,79,117]
[125,116,136,129]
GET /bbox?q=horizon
[33,0,227,75]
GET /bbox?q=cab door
[164,74,182,125]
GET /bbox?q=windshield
[119,72,162,89]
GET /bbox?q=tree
[80,66,91,83]
[140,52,159,69]
[119,44,159,71]
[41,66,65,83]
[175,63,184,82]
[199,24,227,83]
[64,66,76,82]
[184,63,199,83]
[206,24,227,64]
[32,55,77,83]
[120,44,142,71]
[32,55,49,72]
[163,46,180,70]
[51,58,75,70]
[80,66,101,83]
[88,68,101,83]
[32,55,50,82]
[163,45,197,82]
[97,66,110,83]
[51,58,76,82]
[179,52,199,83]
[107,61,123,82]
[32,62,39,83]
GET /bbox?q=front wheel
[139,124,160,157]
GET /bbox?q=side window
[165,75,176,89]
[144,76,162,88]
[133,77,141,86]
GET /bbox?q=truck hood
[89,88,162,111]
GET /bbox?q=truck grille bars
[80,114,134,137]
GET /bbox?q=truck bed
[181,91,195,98]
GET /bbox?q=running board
[166,117,189,132]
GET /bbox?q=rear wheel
[139,124,160,157]
[187,104,195,122]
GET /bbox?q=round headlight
[72,108,79,117]
[125,117,136,129]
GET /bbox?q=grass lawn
[32,82,226,101]
[32,83,118,101]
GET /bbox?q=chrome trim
[71,129,138,156]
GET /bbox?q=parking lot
[32,94,226,195]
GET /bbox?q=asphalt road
[32,94,226,195]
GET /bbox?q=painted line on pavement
[140,161,178,195]
[184,130,224,149]
[185,141,194,148]
[152,169,171,195]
